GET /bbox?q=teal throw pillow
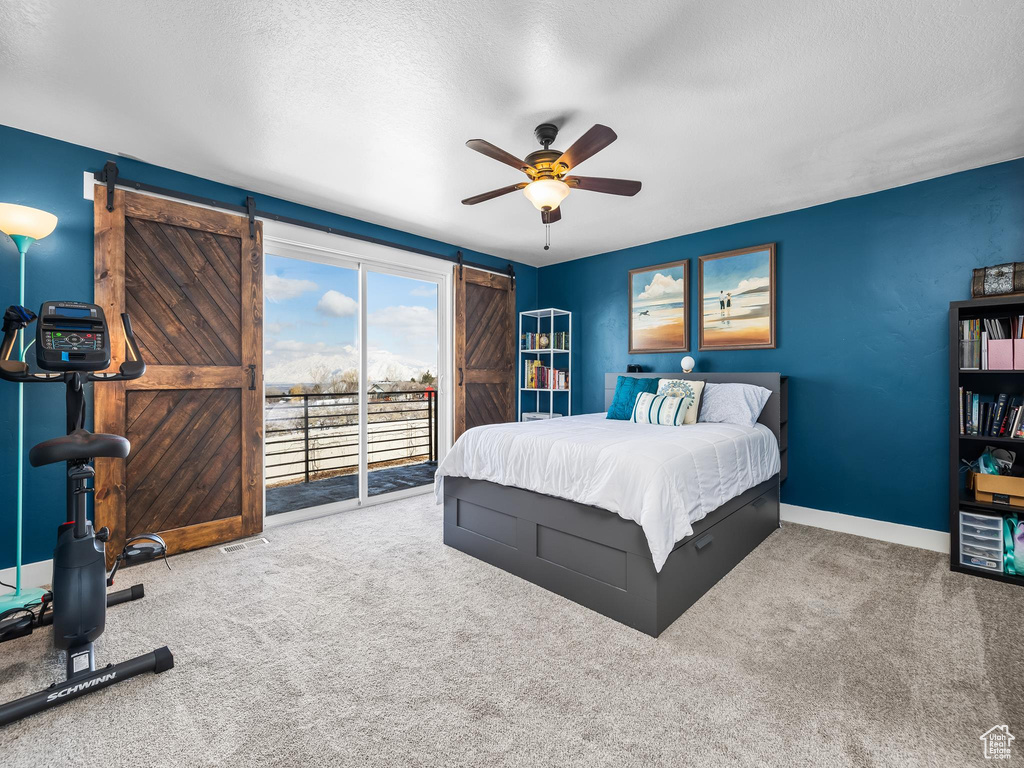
[607,375,659,420]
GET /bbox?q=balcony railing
[265,389,437,486]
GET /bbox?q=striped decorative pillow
[657,379,705,424]
[631,391,693,426]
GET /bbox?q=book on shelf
[959,386,965,434]
[520,331,570,351]
[523,359,568,390]
[992,393,1009,436]
[959,389,1024,438]
[997,395,1019,436]
[1007,399,1024,438]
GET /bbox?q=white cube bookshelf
[519,308,571,421]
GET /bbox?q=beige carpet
[1,494,1021,767]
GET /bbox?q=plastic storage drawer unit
[959,510,1004,572]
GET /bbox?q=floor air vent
[219,537,270,554]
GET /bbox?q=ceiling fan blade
[541,207,562,224]
[465,139,533,174]
[461,183,526,206]
[564,176,642,196]
[553,124,617,172]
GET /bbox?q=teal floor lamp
[0,203,58,614]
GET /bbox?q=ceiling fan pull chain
[544,224,551,251]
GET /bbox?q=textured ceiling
[1,1,1022,266]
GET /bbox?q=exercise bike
[0,301,173,727]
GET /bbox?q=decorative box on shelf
[967,471,1024,508]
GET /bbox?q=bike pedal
[121,533,167,566]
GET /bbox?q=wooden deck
[266,461,437,516]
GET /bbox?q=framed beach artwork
[628,259,688,353]
[699,243,776,350]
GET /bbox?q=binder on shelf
[959,319,981,369]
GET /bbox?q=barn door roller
[100,161,119,212]
[246,196,256,239]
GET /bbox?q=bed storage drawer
[443,476,781,637]
[443,481,658,633]
[455,500,518,548]
[656,484,779,633]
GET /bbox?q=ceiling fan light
[522,179,570,211]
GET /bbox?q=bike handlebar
[0,310,146,383]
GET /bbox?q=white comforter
[434,413,780,572]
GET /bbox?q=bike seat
[29,429,130,467]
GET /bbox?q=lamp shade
[0,203,58,243]
[522,179,570,212]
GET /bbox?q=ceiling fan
[461,123,642,226]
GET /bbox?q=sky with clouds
[264,253,437,385]
[701,249,771,298]
[632,264,686,309]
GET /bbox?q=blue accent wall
[539,159,1024,532]
[0,124,537,570]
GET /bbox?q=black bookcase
[950,296,1024,587]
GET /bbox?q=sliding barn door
[94,189,263,563]
[454,266,515,439]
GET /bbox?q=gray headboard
[604,372,788,482]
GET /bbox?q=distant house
[369,381,435,401]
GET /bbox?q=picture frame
[698,243,776,350]
[628,259,689,354]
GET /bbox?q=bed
[437,372,788,637]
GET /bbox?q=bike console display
[0,301,144,383]
[36,302,110,372]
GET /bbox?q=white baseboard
[0,558,53,591]
[781,503,950,554]
[3,505,948,589]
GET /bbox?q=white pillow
[698,383,772,427]
[655,379,705,424]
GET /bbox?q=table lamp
[0,203,58,613]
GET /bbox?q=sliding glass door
[262,240,445,519]
[365,270,438,497]
[264,255,362,515]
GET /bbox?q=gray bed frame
[443,372,788,637]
